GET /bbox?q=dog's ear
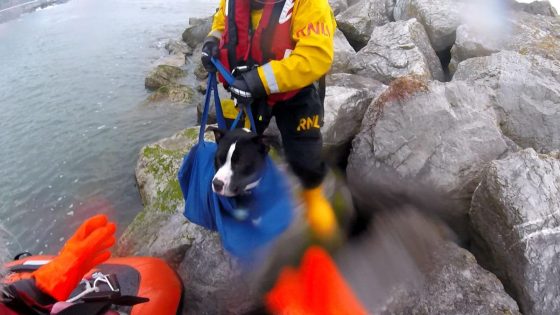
[252,134,279,153]
[206,126,226,143]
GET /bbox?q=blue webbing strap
[212,76,227,130]
[210,57,257,133]
[198,74,214,144]
[211,58,235,85]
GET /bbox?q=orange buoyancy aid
[219,0,300,104]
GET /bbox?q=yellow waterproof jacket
[209,0,336,95]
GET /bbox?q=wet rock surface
[349,19,445,83]
[450,11,560,73]
[454,51,560,153]
[336,0,392,50]
[470,149,560,315]
[393,0,465,52]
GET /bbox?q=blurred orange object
[266,246,368,315]
[32,214,116,301]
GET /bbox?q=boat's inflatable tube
[4,256,183,315]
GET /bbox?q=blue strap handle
[211,57,235,85]
[210,58,257,133]
[198,74,215,144]
[198,58,257,141]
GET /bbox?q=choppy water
[0,0,216,254]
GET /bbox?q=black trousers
[251,85,327,189]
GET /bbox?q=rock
[329,0,348,15]
[165,39,193,56]
[347,78,508,236]
[448,24,502,74]
[380,242,520,315]
[147,84,195,104]
[450,11,560,73]
[323,74,386,165]
[154,54,187,68]
[145,65,184,90]
[336,0,392,50]
[508,0,558,16]
[385,0,396,21]
[118,128,208,259]
[117,127,256,314]
[454,51,560,153]
[194,60,208,81]
[394,0,465,51]
[178,232,257,315]
[349,19,445,84]
[470,149,560,315]
[182,16,213,48]
[331,29,356,73]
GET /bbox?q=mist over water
[0,0,217,254]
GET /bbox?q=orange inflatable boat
[4,255,183,315]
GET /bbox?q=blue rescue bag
[177,60,293,259]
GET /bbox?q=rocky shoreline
[121,0,559,314]
[0,0,69,23]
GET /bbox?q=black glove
[201,36,219,72]
[229,68,267,107]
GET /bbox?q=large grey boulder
[117,127,256,314]
[450,11,560,73]
[347,78,508,235]
[508,0,558,16]
[331,29,356,74]
[117,127,213,260]
[323,74,386,165]
[165,38,193,57]
[145,64,184,90]
[349,19,444,85]
[323,75,386,145]
[182,16,213,48]
[380,242,520,315]
[470,149,560,315]
[153,54,187,68]
[393,0,465,51]
[454,51,560,153]
[147,84,195,104]
[329,0,348,15]
[336,0,392,50]
[178,230,256,315]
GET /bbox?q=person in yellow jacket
[201,0,338,240]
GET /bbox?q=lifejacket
[219,0,300,105]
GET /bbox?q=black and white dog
[207,126,270,197]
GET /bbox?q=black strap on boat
[57,302,112,315]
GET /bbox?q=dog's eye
[215,154,225,167]
[231,152,239,164]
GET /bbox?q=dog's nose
[213,178,224,192]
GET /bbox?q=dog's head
[207,126,271,197]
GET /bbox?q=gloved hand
[32,214,116,301]
[229,68,266,107]
[201,36,220,72]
